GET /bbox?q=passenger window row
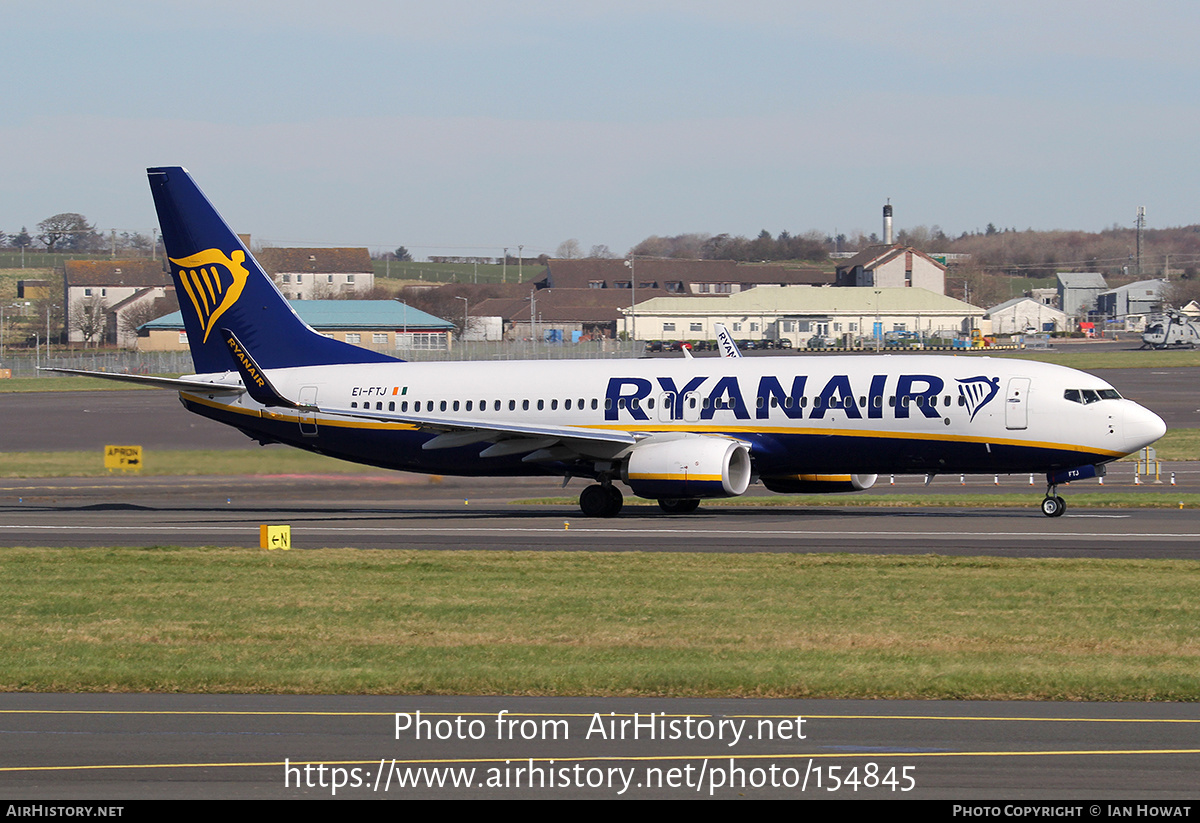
[346,394,963,412]
[349,398,606,412]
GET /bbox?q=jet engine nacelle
[760,474,878,494]
[622,435,752,499]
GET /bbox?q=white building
[983,296,1068,335]
[257,247,375,299]
[625,286,983,345]
[835,245,947,295]
[63,259,172,346]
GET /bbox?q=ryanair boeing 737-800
[54,168,1166,518]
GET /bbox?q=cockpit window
[1064,388,1122,404]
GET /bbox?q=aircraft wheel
[580,485,611,517]
[605,485,624,516]
[581,484,623,517]
[1040,496,1066,518]
[658,498,700,513]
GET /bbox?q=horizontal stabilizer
[39,367,245,393]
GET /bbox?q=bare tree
[310,278,337,299]
[556,239,582,259]
[115,232,154,255]
[118,293,179,340]
[588,244,615,259]
[1164,278,1200,310]
[71,296,108,346]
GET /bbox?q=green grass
[1141,428,1200,460]
[958,349,1200,369]
[0,253,104,268]
[0,449,380,477]
[0,377,163,392]
[0,266,56,297]
[0,548,1196,698]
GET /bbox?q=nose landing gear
[1040,490,1067,517]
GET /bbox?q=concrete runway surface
[3,473,1200,557]
[1,695,1197,800]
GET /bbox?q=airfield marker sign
[260,525,291,550]
[104,445,142,472]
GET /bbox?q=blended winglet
[220,329,305,409]
[714,324,742,358]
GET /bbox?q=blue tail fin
[147,166,399,373]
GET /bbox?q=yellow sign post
[104,445,143,472]
[260,525,291,550]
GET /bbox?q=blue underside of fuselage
[184,398,1113,480]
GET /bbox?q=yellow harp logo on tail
[169,248,251,343]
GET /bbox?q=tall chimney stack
[883,201,893,245]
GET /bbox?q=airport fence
[1,350,196,378]
[1,339,644,378]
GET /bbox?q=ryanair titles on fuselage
[603,372,1001,422]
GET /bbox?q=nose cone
[1125,403,1167,453]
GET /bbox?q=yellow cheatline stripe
[3,710,1196,724]
[728,714,1200,724]
[0,710,703,718]
[4,748,1200,774]
[187,394,417,432]
[183,395,1122,458]
[588,422,1127,457]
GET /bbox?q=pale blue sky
[3,1,1197,259]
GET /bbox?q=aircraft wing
[39,367,246,394]
[314,402,641,460]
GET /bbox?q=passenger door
[1005,378,1029,430]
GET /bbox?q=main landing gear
[580,483,623,518]
[1040,486,1067,518]
[578,485,703,517]
[657,498,700,513]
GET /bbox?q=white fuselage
[179,354,1165,481]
